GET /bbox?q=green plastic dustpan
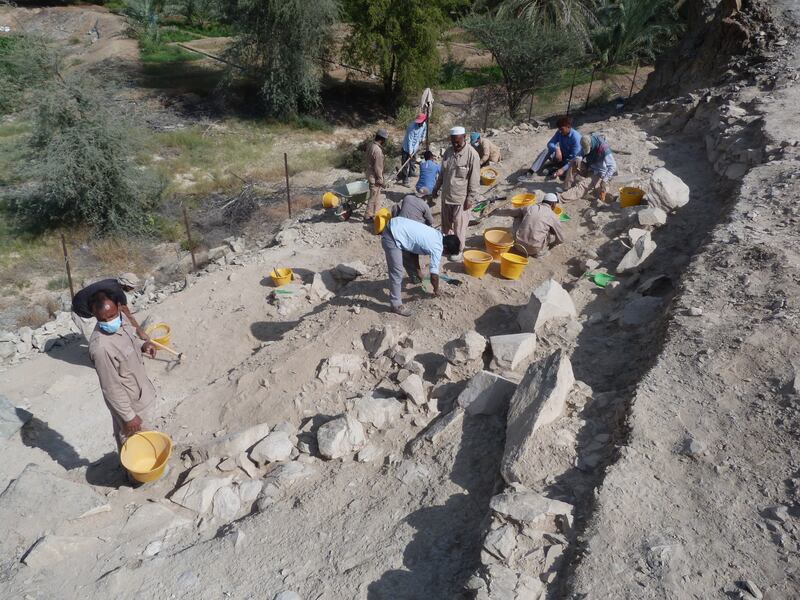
[585,272,616,287]
[559,213,570,222]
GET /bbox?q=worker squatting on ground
[399,113,428,185]
[72,273,147,342]
[432,126,481,260]
[470,132,502,166]
[416,150,440,195]
[87,290,159,451]
[379,215,460,317]
[364,128,388,220]
[529,116,582,179]
[509,192,565,258]
[560,133,617,203]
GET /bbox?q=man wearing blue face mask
[88,290,159,451]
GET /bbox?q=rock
[407,409,464,455]
[236,452,261,478]
[517,279,577,332]
[170,475,234,515]
[490,491,574,529]
[683,436,705,457]
[502,350,575,487]
[483,523,517,562]
[317,354,363,387]
[250,431,294,466]
[237,480,263,505]
[399,374,427,406]
[0,340,16,359]
[212,485,241,521]
[362,325,397,358]
[436,361,454,380]
[334,262,368,281]
[620,296,663,327]
[743,580,764,599]
[628,227,648,243]
[18,326,33,346]
[764,505,790,523]
[489,333,537,371]
[122,502,192,542]
[316,415,366,459]
[0,394,32,440]
[356,443,383,463]
[202,422,271,461]
[392,347,416,367]
[616,231,657,273]
[637,206,668,227]
[274,592,302,600]
[217,456,238,472]
[688,306,703,316]
[456,371,517,416]
[647,167,690,212]
[443,330,486,365]
[22,535,100,570]
[354,396,402,430]
[225,236,245,253]
[143,540,162,557]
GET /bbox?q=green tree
[591,0,683,67]
[0,34,58,115]
[225,0,339,117]
[462,15,582,117]
[496,0,595,43]
[342,0,445,109]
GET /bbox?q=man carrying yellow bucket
[87,289,160,452]
[509,193,565,258]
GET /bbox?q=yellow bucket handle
[509,240,530,259]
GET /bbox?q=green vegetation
[496,0,595,42]
[438,60,503,90]
[0,34,58,115]
[140,37,201,63]
[225,0,339,117]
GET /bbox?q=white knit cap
[449,126,466,136]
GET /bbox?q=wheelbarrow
[323,179,371,221]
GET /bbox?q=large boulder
[517,279,577,332]
[399,374,427,405]
[354,395,403,430]
[489,333,537,372]
[316,415,366,459]
[444,330,487,365]
[616,231,657,273]
[637,206,668,227]
[457,371,518,416]
[502,350,575,487]
[647,167,690,212]
[249,431,294,466]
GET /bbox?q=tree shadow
[367,415,504,600]
[20,415,91,471]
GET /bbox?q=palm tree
[496,0,596,44]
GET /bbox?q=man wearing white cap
[509,193,564,258]
[432,126,481,260]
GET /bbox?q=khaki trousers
[111,399,159,451]
[561,160,609,202]
[441,202,469,252]
[365,184,382,219]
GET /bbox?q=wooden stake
[483,96,490,131]
[628,60,639,100]
[527,93,534,122]
[60,234,75,300]
[566,66,578,115]
[284,152,292,218]
[182,204,197,271]
[584,66,596,110]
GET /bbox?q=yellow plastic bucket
[144,323,171,347]
[484,228,514,260]
[480,167,498,186]
[374,207,391,235]
[322,192,339,209]
[552,205,563,215]
[619,186,645,208]
[463,250,493,278]
[270,268,293,287]
[500,249,529,280]
[511,193,536,208]
[120,431,172,483]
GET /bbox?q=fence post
[566,66,578,115]
[483,95,490,131]
[527,93,534,123]
[284,152,292,218]
[584,66,596,110]
[181,204,197,271]
[60,234,75,301]
[628,60,639,100]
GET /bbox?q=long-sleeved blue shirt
[402,122,428,154]
[546,128,582,167]
[386,216,443,275]
[416,159,440,192]
[583,134,617,181]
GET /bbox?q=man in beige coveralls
[432,126,481,260]
[88,290,158,450]
[364,128,388,221]
[510,193,565,257]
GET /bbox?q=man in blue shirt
[381,216,460,316]
[528,116,582,178]
[416,150,440,195]
[399,113,428,185]
[560,133,617,203]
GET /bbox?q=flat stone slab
[0,394,31,440]
[456,370,518,416]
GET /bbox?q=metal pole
[527,93,534,122]
[182,204,197,271]
[566,66,578,115]
[424,105,431,151]
[284,152,292,218]
[584,66,596,110]
[60,234,75,300]
[628,60,639,100]
[483,96,490,131]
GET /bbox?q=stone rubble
[616,230,657,273]
[517,279,577,332]
[456,370,517,416]
[444,330,487,365]
[316,415,366,460]
[489,333,537,372]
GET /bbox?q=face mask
[98,315,122,334]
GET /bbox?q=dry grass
[87,237,154,276]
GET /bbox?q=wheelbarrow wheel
[336,201,354,221]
